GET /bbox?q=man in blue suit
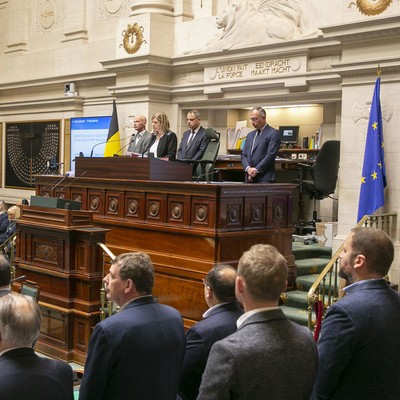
[177,110,209,161]
[79,252,186,400]
[241,107,281,183]
[178,265,243,400]
[312,227,400,400]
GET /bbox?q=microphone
[90,136,132,157]
[42,174,68,191]
[11,275,27,283]
[114,140,133,156]
[141,132,157,157]
[60,171,87,191]
[49,173,70,191]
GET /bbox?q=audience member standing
[0,292,74,400]
[197,244,317,400]
[241,106,281,183]
[146,111,178,160]
[178,265,243,400]
[127,115,152,154]
[0,254,11,297]
[177,110,209,161]
[311,227,400,400]
[79,252,186,400]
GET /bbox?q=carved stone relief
[191,0,322,54]
[96,0,130,20]
[34,0,61,33]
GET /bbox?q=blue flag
[357,77,386,222]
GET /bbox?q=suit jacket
[147,130,178,160]
[177,126,209,161]
[127,130,151,154]
[0,347,74,400]
[178,301,243,400]
[79,296,186,400]
[197,308,317,400]
[0,287,11,297]
[311,279,400,400]
[241,125,281,183]
[0,212,9,242]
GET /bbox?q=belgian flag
[104,99,121,157]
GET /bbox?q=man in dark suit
[79,252,186,400]
[241,107,281,183]
[0,254,11,297]
[178,265,243,400]
[197,244,317,400]
[0,200,9,243]
[311,227,400,400]
[0,292,74,400]
[177,110,209,161]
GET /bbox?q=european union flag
[357,77,386,222]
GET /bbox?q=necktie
[187,131,195,146]
[251,129,261,153]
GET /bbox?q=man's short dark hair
[206,265,237,303]
[0,254,11,287]
[350,227,394,276]
[113,252,154,295]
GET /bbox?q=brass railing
[97,242,117,321]
[307,213,397,331]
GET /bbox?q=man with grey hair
[198,244,317,400]
[0,254,11,297]
[79,252,186,400]
[241,106,281,183]
[127,115,152,154]
[0,292,74,399]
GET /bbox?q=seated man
[0,254,11,297]
[0,292,74,400]
[178,265,243,400]
[177,110,209,161]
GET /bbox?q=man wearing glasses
[241,107,281,183]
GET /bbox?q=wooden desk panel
[36,177,296,330]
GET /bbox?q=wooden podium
[14,204,108,364]
[75,156,193,181]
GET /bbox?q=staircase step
[296,258,329,276]
[281,290,309,309]
[296,274,320,292]
[280,305,311,327]
[292,242,332,260]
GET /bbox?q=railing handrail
[307,212,397,331]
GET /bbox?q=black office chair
[193,128,220,182]
[296,140,340,228]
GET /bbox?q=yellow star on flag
[371,171,378,180]
[372,121,378,130]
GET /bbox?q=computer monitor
[279,126,299,147]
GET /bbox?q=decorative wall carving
[348,0,393,16]
[193,0,322,53]
[96,0,130,20]
[35,0,61,33]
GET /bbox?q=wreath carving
[121,23,146,54]
[349,0,393,16]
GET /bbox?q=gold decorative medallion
[349,0,392,16]
[122,23,146,54]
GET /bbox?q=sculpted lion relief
[194,0,322,53]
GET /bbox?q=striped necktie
[251,129,261,153]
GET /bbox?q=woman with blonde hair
[146,111,177,160]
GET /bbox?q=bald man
[127,115,152,154]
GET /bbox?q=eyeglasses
[249,117,260,121]
[202,278,211,288]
